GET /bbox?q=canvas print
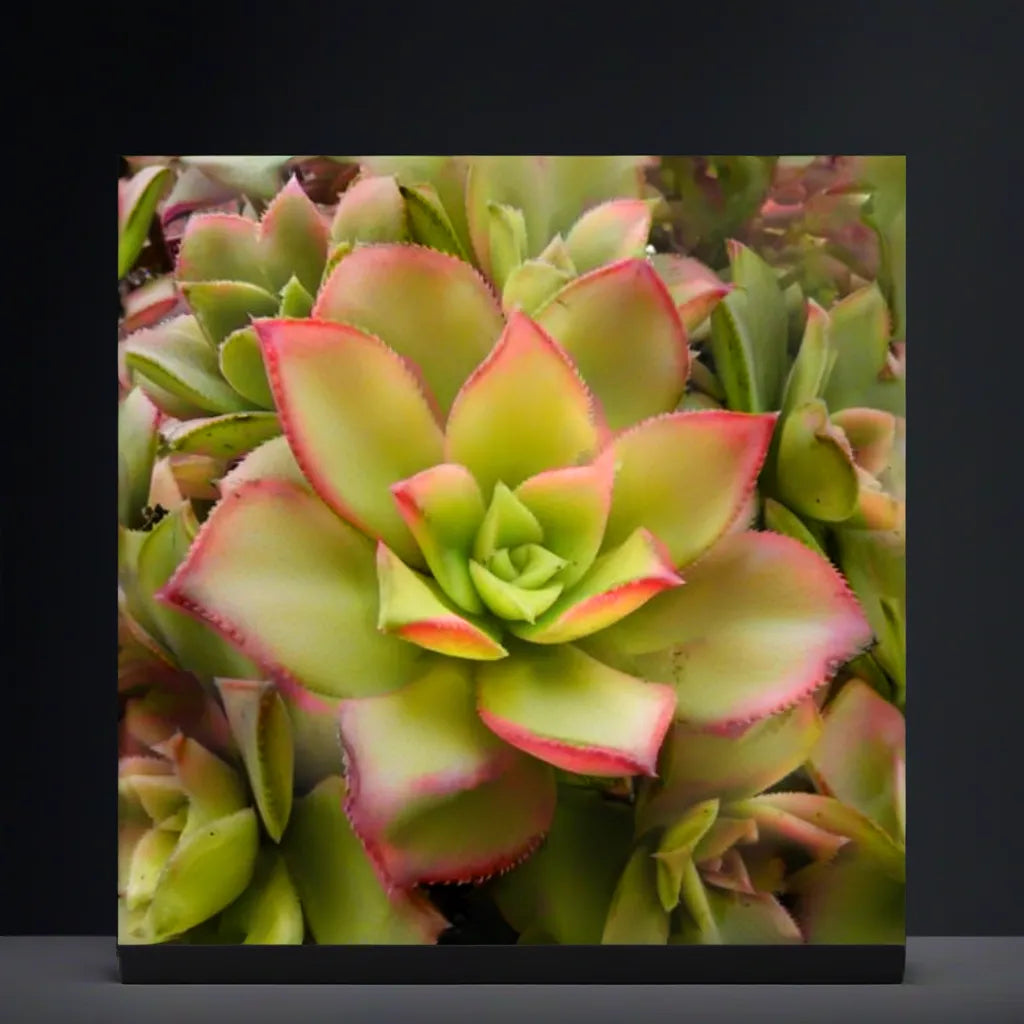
[117,155,906,948]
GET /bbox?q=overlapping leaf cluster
[117,154,906,946]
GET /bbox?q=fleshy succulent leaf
[181,280,280,346]
[176,214,266,287]
[476,643,676,776]
[762,498,828,557]
[535,259,688,430]
[162,412,281,459]
[602,411,775,569]
[258,176,328,294]
[501,259,573,316]
[486,201,528,290]
[313,243,503,414]
[776,399,860,522]
[119,166,172,278]
[216,435,307,496]
[339,659,554,885]
[277,275,315,318]
[565,198,652,274]
[639,700,823,832]
[584,531,872,728]
[810,678,905,840]
[648,253,732,334]
[216,679,294,843]
[376,543,508,660]
[402,183,470,260]
[791,845,904,944]
[258,318,444,567]
[330,175,408,244]
[391,463,487,614]
[513,454,616,588]
[822,284,904,415]
[145,807,259,942]
[510,528,682,645]
[489,784,633,944]
[602,840,670,944]
[118,387,161,529]
[179,156,290,201]
[831,408,897,476]
[445,313,603,495]
[218,326,275,408]
[219,850,304,944]
[124,316,250,415]
[160,479,425,700]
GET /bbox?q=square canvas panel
[117,155,905,980]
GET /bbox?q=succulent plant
[117,155,906,947]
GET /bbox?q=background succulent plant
[117,155,906,946]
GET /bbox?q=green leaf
[776,399,860,522]
[219,326,275,409]
[762,498,828,557]
[313,242,503,414]
[446,313,602,497]
[584,531,872,729]
[161,479,425,700]
[259,177,328,294]
[163,412,281,459]
[257,318,445,568]
[216,679,294,842]
[118,388,161,529]
[486,201,528,290]
[535,259,688,430]
[283,776,448,943]
[490,785,633,944]
[119,166,172,278]
[476,643,676,776]
[638,701,822,833]
[501,260,573,317]
[181,280,280,346]
[124,316,250,415]
[145,808,259,941]
[402,183,470,260]
[179,156,291,201]
[277,275,314,318]
[219,850,304,944]
[375,544,507,660]
[330,175,408,245]
[602,410,775,569]
[602,841,670,944]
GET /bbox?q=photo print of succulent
[117,155,906,947]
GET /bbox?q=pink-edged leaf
[731,792,904,880]
[391,463,487,615]
[810,678,905,840]
[585,531,872,729]
[121,276,184,334]
[217,435,308,497]
[513,451,616,589]
[339,659,553,885]
[154,732,247,833]
[535,259,688,430]
[603,410,776,569]
[312,243,503,414]
[510,528,682,645]
[649,253,733,334]
[375,543,508,660]
[175,213,265,286]
[565,198,652,273]
[160,166,237,228]
[638,699,823,832]
[476,643,676,777]
[330,174,408,244]
[258,318,444,567]
[444,312,604,496]
[848,468,905,532]
[258,176,329,294]
[159,478,426,701]
[283,775,448,943]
